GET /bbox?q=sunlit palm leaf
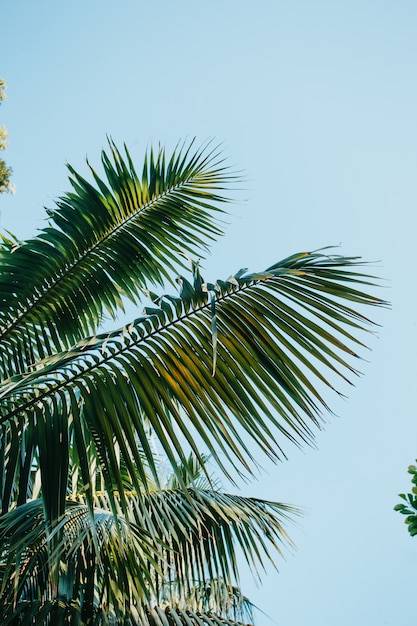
[0,140,234,379]
[81,486,296,599]
[0,499,158,624]
[0,250,387,497]
[142,489,296,594]
[0,467,294,625]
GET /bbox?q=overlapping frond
[142,489,295,592]
[0,499,159,624]
[0,251,387,507]
[0,140,235,379]
[0,468,295,625]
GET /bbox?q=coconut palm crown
[0,139,387,624]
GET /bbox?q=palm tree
[0,139,387,624]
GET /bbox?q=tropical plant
[0,139,387,624]
[0,450,296,625]
[394,461,417,537]
[0,77,13,194]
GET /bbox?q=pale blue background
[2,2,417,624]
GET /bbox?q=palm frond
[85,483,297,599]
[0,140,235,379]
[0,499,159,624]
[140,488,296,594]
[0,251,387,500]
[0,467,294,625]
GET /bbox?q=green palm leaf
[0,457,295,625]
[0,140,234,379]
[0,251,386,513]
[0,499,159,624]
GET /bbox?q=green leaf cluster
[394,462,417,537]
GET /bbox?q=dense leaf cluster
[394,462,417,537]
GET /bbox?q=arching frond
[0,472,295,625]
[0,140,235,379]
[0,251,387,513]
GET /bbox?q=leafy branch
[394,462,417,537]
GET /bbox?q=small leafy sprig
[394,462,417,537]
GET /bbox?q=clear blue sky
[2,1,417,624]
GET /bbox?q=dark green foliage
[394,462,417,537]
